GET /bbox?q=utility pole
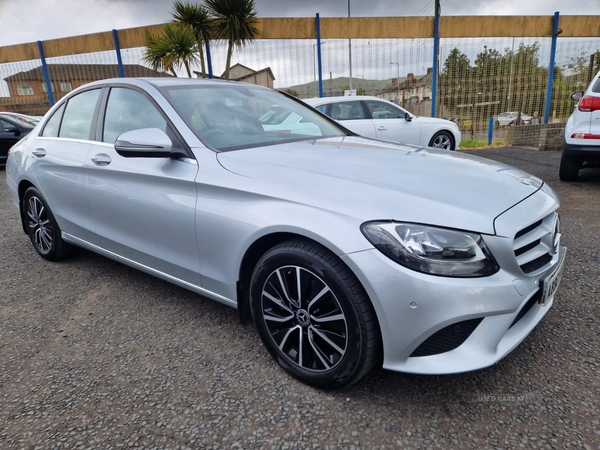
[391,62,400,104]
[348,0,353,92]
[431,0,441,117]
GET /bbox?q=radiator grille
[513,214,557,275]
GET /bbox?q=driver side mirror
[404,112,413,122]
[115,128,174,158]
[571,91,584,102]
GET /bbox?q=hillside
[282,77,400,98]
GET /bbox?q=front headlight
[361,222,499,277]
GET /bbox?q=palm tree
[205,0,260,80]
[143,24,199,78]
[172,1,213,78]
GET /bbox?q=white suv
[560,70,600,180]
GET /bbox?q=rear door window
[58,89,101,140]
[42,104,66,137]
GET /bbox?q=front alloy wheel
[250,239,380,389]
[261,265,348,372]
[429,131,454,150]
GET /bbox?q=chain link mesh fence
[1,22,599,146]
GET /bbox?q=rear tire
[250,239,380,389]
[559,153,581,181]
[23,187,74,261]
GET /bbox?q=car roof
[82,77,272,91]
[303,95,387,105]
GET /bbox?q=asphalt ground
[1,147,599,449]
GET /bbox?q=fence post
[488,117,494,146]
[112,29,125,78]
[316,13,324,98]
[431,14,440,117]
[543,11,560,124]
[37,41,55,106]
[205,41,213,79]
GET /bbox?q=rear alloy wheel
[429,131,455,150]
[559,153,581,181]
[250,239,380,389]
[23,187,73,261]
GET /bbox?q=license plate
[539,248,566,306]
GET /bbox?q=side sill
[62,233,237,309]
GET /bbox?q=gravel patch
[1,147,599,449]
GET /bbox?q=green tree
[474,47,506,118]
[143,24,199,78]
[439,48,471,112]
[505,43,546,120]
[172,1,213,78]
[282,88,299,97]
[205,0,260,80]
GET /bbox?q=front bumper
[342,244,565,375]
[341,184,564,375]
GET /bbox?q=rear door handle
[377,126,387,131]
[91,154,112,166]
[32,148,46,157]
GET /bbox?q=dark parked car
[0,114,35,166]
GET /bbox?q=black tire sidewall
[429,131,455,150]
[250,243,365,389]
[22,187,68,261]
[559,153,581,181]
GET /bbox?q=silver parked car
[6,78,566,389]
[497,111,532,127]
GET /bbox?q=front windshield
[162,84,345,151]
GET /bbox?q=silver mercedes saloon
[6,78,566,389]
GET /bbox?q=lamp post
[390,62,400,104]
[313,42,325,97]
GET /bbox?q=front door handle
[32,148,46,157]
[91,154,112,166]
[377,126,387,131]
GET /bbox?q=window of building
[42,83,54,93]
[17,83,34,96]
[61,82,72,92]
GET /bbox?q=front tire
[559,153,581,181]
[429,131,455,150]
[250,239,380,389]
[23,187,73,261]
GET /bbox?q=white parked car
[497,111,532,127]
[560,69,600,180]
[303,96,461,150]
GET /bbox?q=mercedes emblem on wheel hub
[295,309,310,327]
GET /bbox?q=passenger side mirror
[571,91,584,102]
[404,112,413,122]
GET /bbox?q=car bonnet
[216,137,544,235]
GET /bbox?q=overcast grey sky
[1,0,600,47]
